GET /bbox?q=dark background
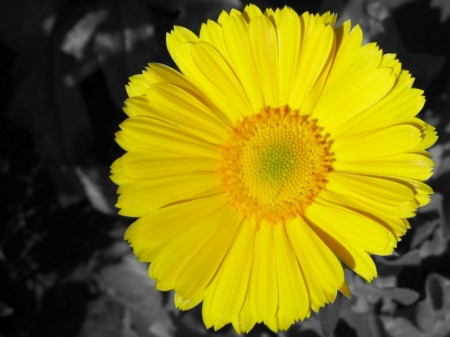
[1,0,450,336]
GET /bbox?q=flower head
[111,4,437,333]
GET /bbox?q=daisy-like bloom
[111,4,437,333]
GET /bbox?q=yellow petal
[326,172,415,206]
[146,82,230,143]
[122,96,148,118]
[326,25,365,86]
[286,217,340,312]
[222,15,264,111]
[249,15,279,107]
[380,53,402,76]
[286,217,343,306]
[411,123,438,152]
[306,202,396,255]
[175,289,209,311]
[125,194,229,260]
[125,74,148,97]
[143,62,249,135]
[332,116,427,148]
[143,63,205,103]
[217,10,229,25]
[300,32,336,114]
[266,310,292,332]
[289,24,334,110]
[175,209,243,298]
[315,67,396,131]
[248,223,278,323]
[117,172,220,217]
[119,150,219,180]
[191,42,253,116]
[199,20,230,63]
[275,6,301,105]
[308,218,378,282]
[334,20,351,52]
[116,116,219,157]
[166,26,199,61]
[173,42,244,122]
[151,203,235,291]
[208,220,255,329]
[317,190,410,238]
[320,12,337,26]
[273,223,310,322]
[332,72,424,137]
[334,124,423,160]
[243,4,263,21]
[334,153,434,181]
[231,294,256,334]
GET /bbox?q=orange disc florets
[219,106,333,224]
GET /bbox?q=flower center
[219,106,333,224]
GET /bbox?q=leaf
[94,0,159,108]
[6,3,97,202]
[431,0,450,22]
[382,288,420,306]
[425,274,450,316]
[419,227,448,258]
[368,0,418,9]
[381,317,421,337]
[410,217,439,249]
[362,0,445,89]
[415,297,434,333]
[75,165,116,215]
[61,10,109,60]
[353,282,420,306]
[96,241,174,337]
[173,0,242,32]
[412,274,450,337]
[376,250,422,267]
[341,308,386,337]
[77,294,131,337]
[318,294,343,337]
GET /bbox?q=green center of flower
[219,106,333,224]
[255,143,296,182]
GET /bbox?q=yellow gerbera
[111,4,437,333]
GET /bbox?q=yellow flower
[111,4,437,333]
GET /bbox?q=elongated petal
[208,220,255,329]
[334,153,434,180]
[116,116,219,157]
[306,202,396,255]
[249,15,279,107]
[150,203,235,290]
[191,42,253,116]
[173,43,244,122]
[146,83,230,143]
[275,7,301,105]
[116,172,220,217]
[125,194,229,260]
[335,124,423,160]
[248,223,278,322]
[325,172,415,206]
[223,15,264,111]
[289,25,334,109]
[273,224,310,322]
[175,209,243,298]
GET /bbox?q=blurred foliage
[0,0,450,336]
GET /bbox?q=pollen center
[219,106,333,224]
